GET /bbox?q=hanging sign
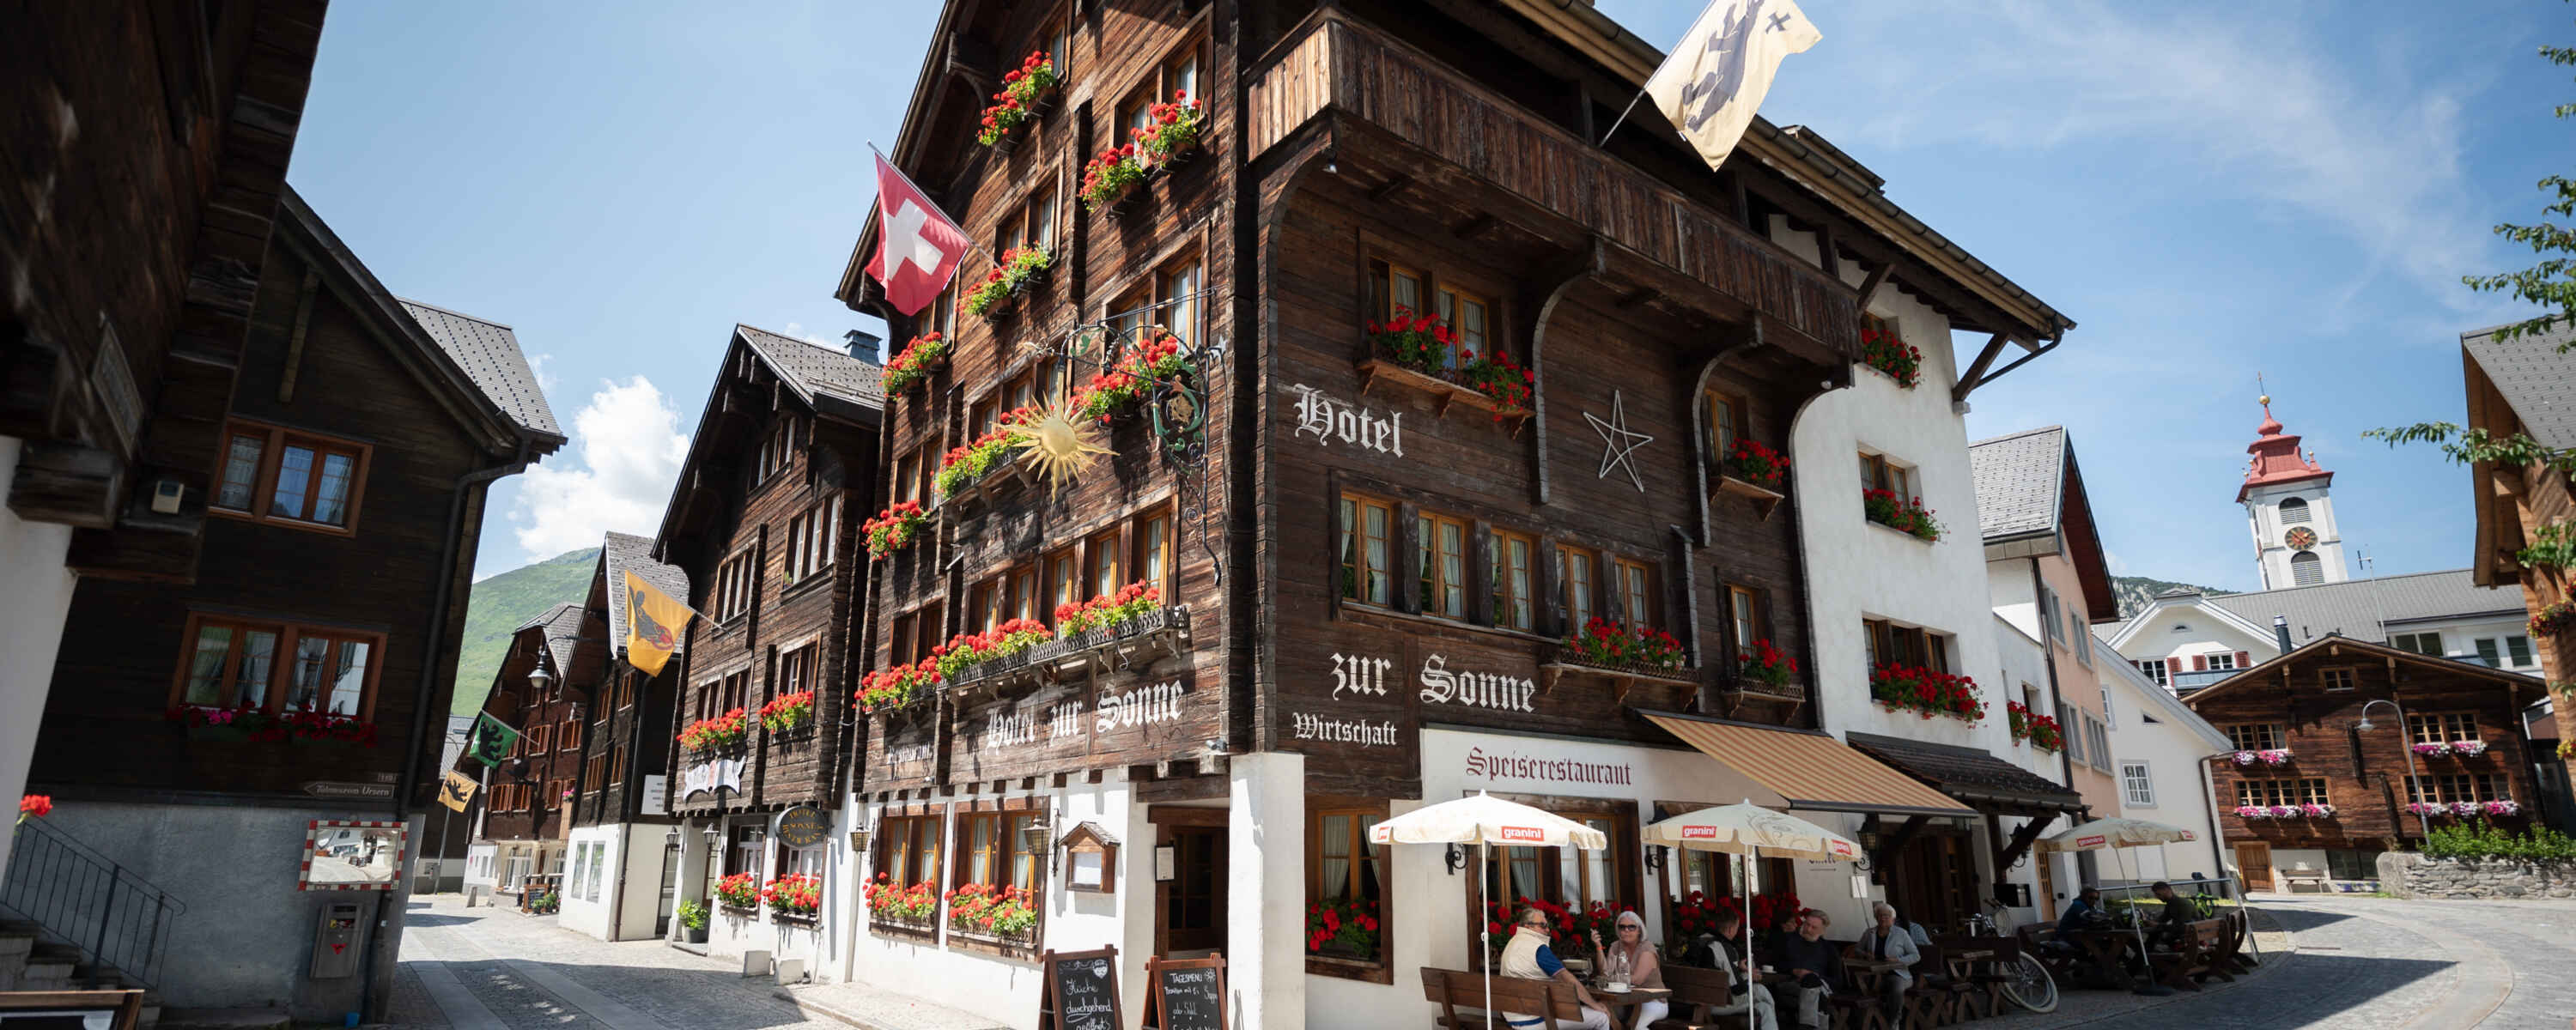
[776,805,829,848]
[1039,945,1121,1030]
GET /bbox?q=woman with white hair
[1605,910,1668,1027]
[1847,901,1921,1021]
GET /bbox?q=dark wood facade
[33,190,565,813]
[3,0,331,581]
[2188,635,2551,857]
[569,534,689,831]
[475,603,605,847]
[659,327,884,821]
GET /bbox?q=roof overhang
[1844,731,2090,817]
[2185,633,2548,707]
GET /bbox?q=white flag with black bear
[1645,0,1821,171]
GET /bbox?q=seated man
[1703,910,1781,1030]
[2057,887,2106,937]
[2145,882,2197,949]
[1765,910,1848,1030]
[1496,906,1616,1029]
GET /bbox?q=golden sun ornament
[1007,401,1111,496]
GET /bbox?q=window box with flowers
[963,248,1053,320]
[1860,326,1921,388]
[1871,664,1987,723]
[935,407,1038,507]
[882,333,950,394]
[1032,584,1191,674]
[1544,618,1696,699]
[759,691,815,738]
[1862,489,1943,542]
[167,704,380,747]
[1132,90,1205,167]
[863,874,939,934]
[1353,311,1534,434]
[762,873,823,924]
[679,708,750,755]
[2230,749,2293,766]
[2298,803,2336,819]
[1080,143,1151,213]
[1071,334,1187,425]
[864,501,928,560]
[934,618,1057,690]
[975,52,1061,151]
[1716,439,1790,518]
[2233,805,2271,821]
[1308,898,1382,961]
[947,882,1041,946]
[2008,701,2063,754]
[714,872,762,913]
[857,659,939,715]
[2531,599,2576,639]
[1729,638,1802,702]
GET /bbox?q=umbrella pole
[1481,840,1492,1022]
[2125,847,2172,997]
[1744,849,1756,1030]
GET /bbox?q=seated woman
[1847,901,1922,1021]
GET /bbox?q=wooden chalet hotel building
[835,2,2070,1027]
[470,600,603,899]
[657,325,884,971]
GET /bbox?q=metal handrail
[2,819,190,989]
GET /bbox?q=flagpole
[1596,87,1650,148]
[868,141,1005,270]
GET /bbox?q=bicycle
[1966,902,2059,1013]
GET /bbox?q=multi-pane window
[726,826,766,878]
[1366,258,1504,371]
[876,815,944,891]
[1008,565,1039,623]
[584,753,608,793]
[2204,651,2237,671]
[1485,809,1632,912]
[756,417,799,483]
[2408,773,2510,804]
[2134,659,2169,687]
[969,580,999,633]
[1705,391,1746,458]
[1137,511,1174,602]
[1614,558,1656,630]
[2086,715,2111,772]
[2319,667,2355,691]
[1007,186,1055,256]
[894,447,920,506]
[1156,259,1203,351]
[2225,724,2284,752]
[1309,805,1390,964]
[889,614,916,668]
[778,645,817,704]
[2407,713,2478,746]
[1088,530,1123,599]
[2474,637,2531,669]
[2506,635,2535,668]
[2236,779,2329,807]
[1728,585,1766,651]
[530,724,552,753]
[1858,451,1915,500]
[2277,497,2310,524]
[1432,285,1490,372]
[954,810,1048,903]
[560,718,581,751]
[720,669,751,715]
[1560,547,1597,629]
[1339,494,1394,606]
[2121,760,2156,806]
[714,549,757,621]
[173,615,380,718]
[1491,531,1535,631]
[782,499,839,583]
[1862,619,1952,672]
[1121,44,1202,142]
[1416,512,1468,619]
[2290,552,2324,586]
[212,421,368,530]
[2390,632,2443,657]
[1048,549,1081,623]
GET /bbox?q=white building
[2239,397,2348,590]
[2095,656,2232,883]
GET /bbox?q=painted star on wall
[1586,391,1654,492]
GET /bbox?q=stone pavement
[374,895,992,1030]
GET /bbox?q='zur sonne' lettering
[1416,654,1536,712]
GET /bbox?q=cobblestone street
[377,894,2576,1029]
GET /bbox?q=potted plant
[1563,617,1686,674]
[1071,334,1187,423]
[1132,90,1204,165]
[714,872,762,912]
[882,332,950,392]
[677,899,710,943]
[1455,345,1534,418]
[1862,488,1943,541]
[2007,701,2064,753]
[1870,663,1988,722]
[2531,599,2575,639]
[930,618,1055,681]
[1365,308,1455,374]
[1860,327,1921,387]
[947,882,1040,942]
[1079,144,1150,211]
[758,691,815,736]
[963,247,1053,318]
[677,708,749,753]
[1054,581,1165,637]
[762,873,822,920]
[858,658,939,714]
[1723,439,1791,492]
[1307,897,1381,959]
[863,500,928,559]
[934,407,1038,498]
[864,873,939,929]
[16,794,51,827]
[1735,638,1798,691]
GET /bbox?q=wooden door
[2035,851,2058,920]
[2233,843,2273,892]
[1164,827,1228,954]
[1886,830,1978,930]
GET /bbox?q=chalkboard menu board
[1146,954,1228,1030]
[1039,945,1121,1030]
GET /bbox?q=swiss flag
[863,153,970,317]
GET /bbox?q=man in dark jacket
[1767,910,1846,1029]
[2146,882,2198,948]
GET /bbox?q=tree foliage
[2360,421,2576,473]
[2467,11,2576,349]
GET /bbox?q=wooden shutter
[2166,657,2182,676]
[2236,651,2251,668]
[2192,654,2207,671]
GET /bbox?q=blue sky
[292,2,2568,592]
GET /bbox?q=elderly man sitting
[1496,906,1617,1029]
[1765,910,1847,1030]
[1847,901,1922,1021]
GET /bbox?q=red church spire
[2238,393,2330,502]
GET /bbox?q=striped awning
[1643,712,1974,817]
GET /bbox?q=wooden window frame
[1416,511,1471,620]
[1340,493,1396,609]
[209,419,373,536]
[1490,530,1537,632]
[873,812,946,898]
[2318,666,2357,692]
[1727,584,1768,655]
[167,613,386,721]
[1862,618,1949,672]
[1116,35,1206,154]
[560,718,581,752]
[1475,797,1639,942]
[890,613,917,668]
[1307,798,1393,978]
[1365,255,1510,372]
[1088,528,1125,599]
[1153,255,1205,352]
[2406,712,2478,747]
[1704,391,1748,463]
[2225,723,2285,752]
[951,807,1049,901]
[1613,557,1657,632]
[1558,545,1599,631]
[1135,507,1176,605]
[968,579,999,634]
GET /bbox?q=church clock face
[2283,526,2318,550]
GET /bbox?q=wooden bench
[1421,966,1582,1028]
[2146,919,2224,991]
[1649,963,1759,1030]
[2278,869,2329,894]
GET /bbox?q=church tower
[2239,395,2344,588]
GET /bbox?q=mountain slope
[2111,574,2235,620]
[453,547,598,715]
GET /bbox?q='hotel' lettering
[1291,385,1403,457]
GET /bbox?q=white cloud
[2105,550,2130,576]
[507,375,689,560]
[784,320,829,347]
[526,352,557,394]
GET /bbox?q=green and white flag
[466,712,521,768]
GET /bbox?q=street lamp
[2355,699,2433,840]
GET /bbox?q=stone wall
[2379,851,2576,900]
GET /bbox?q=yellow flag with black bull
[623,569,696,677]
[438,770,479,813]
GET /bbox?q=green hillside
[2111,574,2234,620]
[452,547,598,715]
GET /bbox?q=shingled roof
[2208,568,2526,644]
[515,601,587,678]
[399,300,562,439]
[1969,426,2065,542]
[1845,731,2089,815]
[2462,320,2576,450]
[602,531,690,661]
[737,324,884,409]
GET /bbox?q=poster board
[1145,954,1227,1030]
[1038,945,1121,1030]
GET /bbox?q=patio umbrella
[1370,791,1611,1020]
[2040,816,2192,994]
[1642,802,1864,1030]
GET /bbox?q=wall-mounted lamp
[528,661,554,694]
[1324,151,1339,174]
[1443,844,1467,876]
[1643,845,1668,874]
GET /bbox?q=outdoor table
[1587,985,1674,1030]
[1943,946,2000,1020]
[2062,930,2141,990]
[1840,958,1910,1029]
